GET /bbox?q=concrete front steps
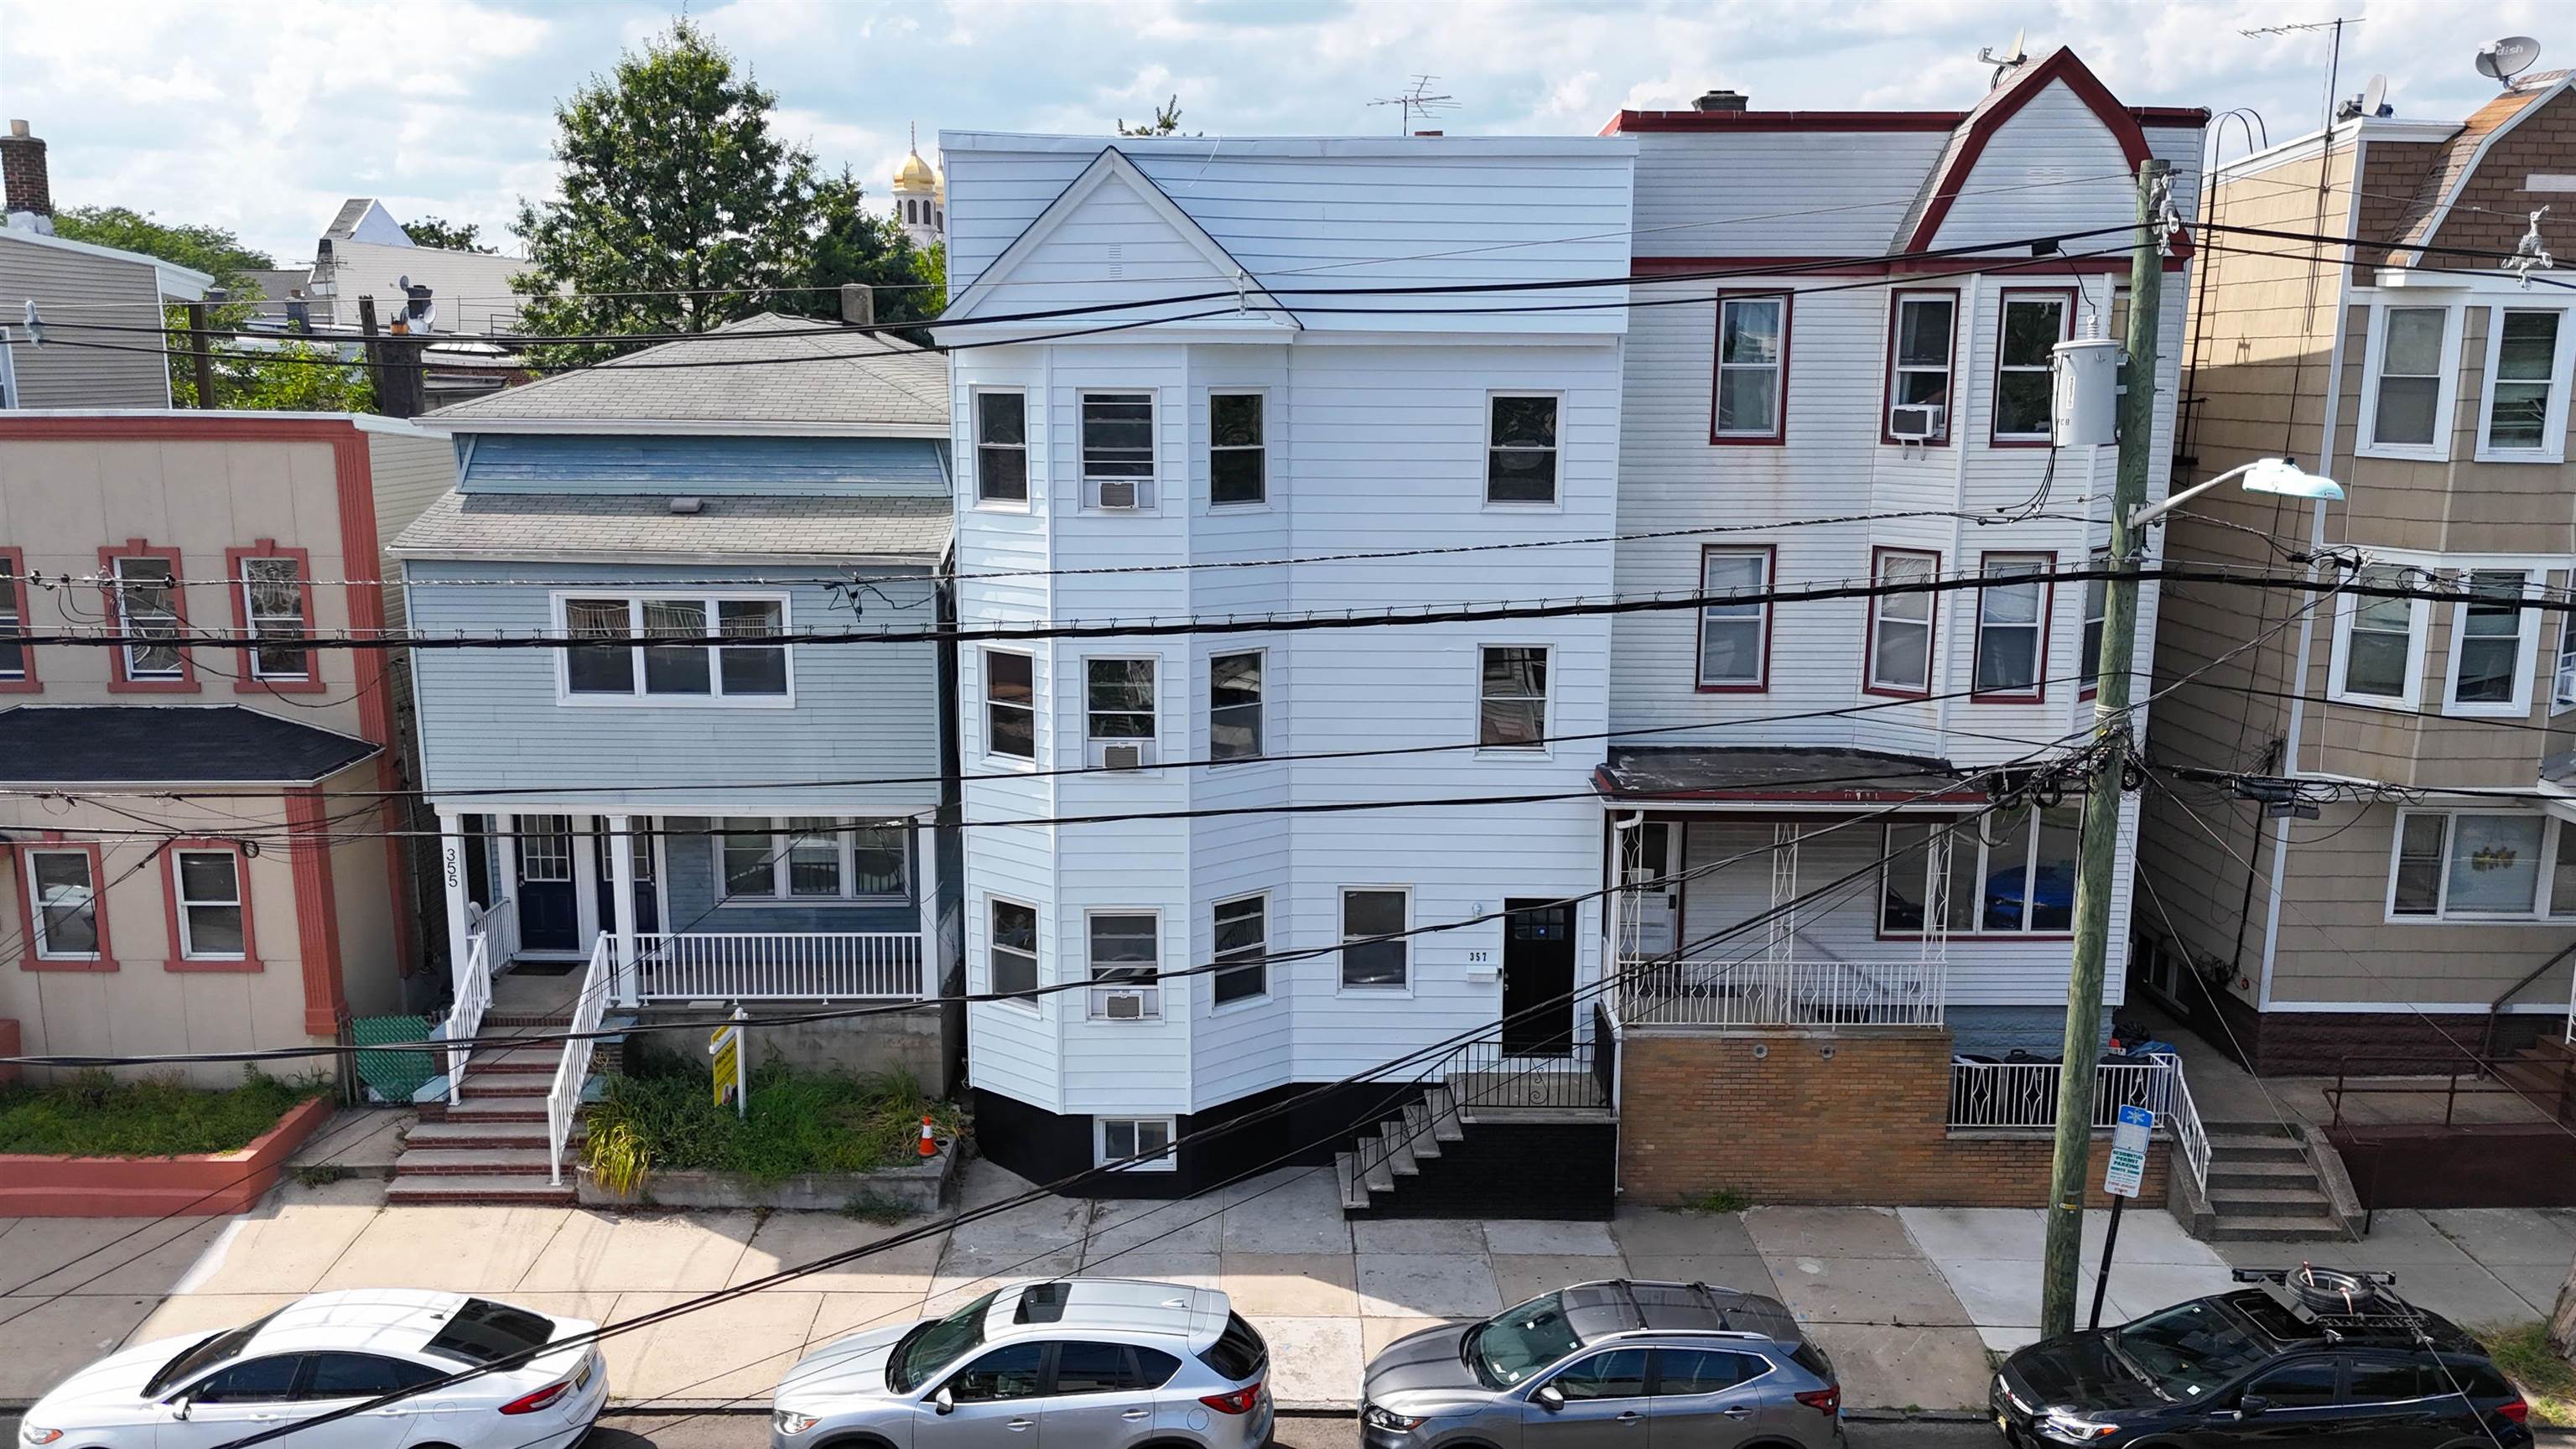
[389,1015,600,1207]
[1336,1088,1465,1211]
[2201,1120,2348,1241]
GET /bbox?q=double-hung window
[1885,292,1956,442]
[1478,646,1548,749]
[975,392,1029,505]
[112,554,185,683]
[2330,564,2426,706]
[1865,549,1938,697]
[2078,549,2110,696]
[1712,294,1787,442]
[989,897,1039,1004]
[2445,569,2539,714]
[172,849,247,960]
[2390,810,2576,919]
[2365,306,2452,453]
[1971,553,2051,701]
[1211,894,1267,1006]
[1992,292,2071,441]
[1487,395,1559,504]
[25,849,101,960]
[1696,546,1771,690]
[1340,887,1409,989]
[2557,617,2576,713]
[1882,804,2082,935]
[558,594,788,702]
[241,556,310,681]
[718,818,910,901]
[984,650,1036,760]
[2480,309,2566,458]
[1081,392,1156,509]
[1085,657,1157,767]
[1087,911,1161,1019]
[0,551,25,683]
[1209,392,1266,505]
[1208,650,1264,761]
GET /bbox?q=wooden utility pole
[2039,156,2166,1338]
[184,301,216,408]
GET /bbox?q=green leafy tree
[171,341,375,412]
[1118,96,1192,137]
[402,216,496,252]
[52,205,271,288]
[798,169,943,332]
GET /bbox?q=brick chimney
[2,120,53,234]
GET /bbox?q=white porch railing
[2155,1052,2212,1191]
[442,932,492,1107]
[621,932,925,1004]
[547,937,613,1187]
[1947,1055,2177,1131]
[1613,955,1947,1028]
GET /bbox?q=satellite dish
[396,273,413,292]
[2478,36,2542,87]
[2362,74,2389,116]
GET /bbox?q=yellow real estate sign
[710,1015,746,1116]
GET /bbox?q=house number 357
[1466,950,1491,963]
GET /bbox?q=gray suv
[770,1278,1271,1449]
[1359,1279,1843,1449]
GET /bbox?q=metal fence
[1946,1055,2175,1130]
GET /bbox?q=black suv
[1992,1267,2532,1449]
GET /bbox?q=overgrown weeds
[581,1043,968,1188]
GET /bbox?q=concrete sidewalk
[6,1152,2573,1415]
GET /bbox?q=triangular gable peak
[941,147,1297,329]
[1898,48,2156,256]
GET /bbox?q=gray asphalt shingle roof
[423,312,948,432]
[0,705,380,785]
[390,490,952,563]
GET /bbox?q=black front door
[591,826,660,935]
[516,814,579,952]
[1501,898,1576,1055]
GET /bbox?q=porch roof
[1593,745,1987,806]
[0,704,379,786]
[391,489,952,564]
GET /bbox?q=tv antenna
[1370,75,1457,136]
[1978,29,2028,91]
[2478,37,2543,90]
[2241,17,2363,135]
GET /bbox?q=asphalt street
[584,1410,2013,1449]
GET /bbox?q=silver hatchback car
[771,1278,1272,1449]
[1359,1279,1844,1449]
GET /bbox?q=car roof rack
[2231,1267,2433,1342]
[1611,1279,1650,1331]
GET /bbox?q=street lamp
[2127,456,2344,530]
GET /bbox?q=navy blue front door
[592,827,660,935]
[516,814,579,952]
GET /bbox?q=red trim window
[164,839,259,971]
[0,546,34,692]
[99,540,197,692]
[1711,292,1790,444]
[1971,551,2056,703]
[1992,289,2075,445]
[1696,545,1774,692]
[13,835,114,970]
[2078,547,2111,699]
[1864,548,1940,699]
[224,543,320,693]
[1883,290,1960,445]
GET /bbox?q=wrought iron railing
[1947,1055,2175,1130]
[1351,1026,1612,1185]
[1615,955,1946,1028]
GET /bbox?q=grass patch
[1675,1187,1752,1214]
[0,1071,325,1157]
[2474,1321,2576,1428]
[583,1044,968,1188]
[292,1164,354,1188]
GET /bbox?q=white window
[1086,657,1157,767]
[1882,804,2083,936]
[2556,617,2576,714]
[1697,547,1771,690]
[1886,292,1956,441]
[1487,395,1559,504]
[717,818,909,901]
[974,391,1028,505]
[242,557,309,681]
[2361,305,2456,456]
[2444,569,2541,714]
[984,650,1036,761]
[557,594,788,703]
[1340,887,1409,990]
[1081,391,1156,509]
[172,849,246,959]
[2329,564,2427,707]
[0,556,24,681]
[1713,295,1786,440]
[1086,911,1161,1020]
[1478,645,1548,750]
[1992,293,2070,441]
[517,817,574,882]
[1866,550,1939,697]
[1212,894,1267,1007]
[2479,309,2568,460]
[1209,392,1266,506]
[989,897,1039,1006]
[26,849,100,959]
[1208,650,1263,762]
[1972,553,2051,700]
[2078,549,2110,696]
[2389,810,2575,921]
[112,555,184,680]
[1098,1116,1175,1171]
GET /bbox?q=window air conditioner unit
[1102,989,1147,1020]
[1096,479,1142,509]
[1889,404,1945,441]
[1098,741,1151,770]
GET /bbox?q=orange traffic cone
[918,1114,938,1158]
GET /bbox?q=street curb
[1846,1409,1987,1422]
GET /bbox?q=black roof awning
[1592,745,1988,805]
[0,705,380,786]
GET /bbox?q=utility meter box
[2052,336,2120,447]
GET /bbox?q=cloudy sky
[0,0,2566,264]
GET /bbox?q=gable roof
[942,146,1296,328]
[421,312,948,435]
[2384,73,2576,263]
[1893,47,2158,253]
[324,198,410,247]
